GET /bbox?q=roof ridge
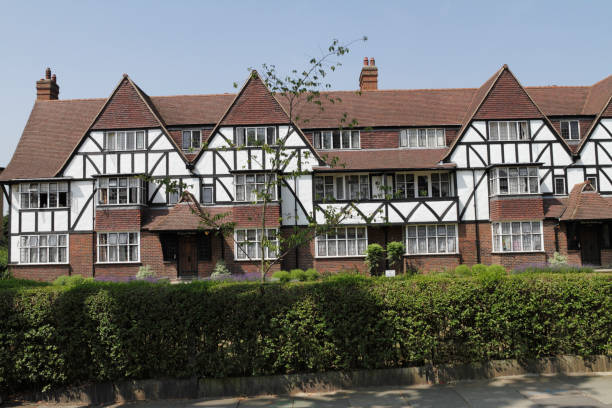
[151,92,236,98]
[37,97,106,102]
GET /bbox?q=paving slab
[401,386,469,407]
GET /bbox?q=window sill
[315,255,366,259]
[96,262,142,265]
[491,251,545,255]
[404,252,460,257]
[234,258,276,262]
[12,263,69,266]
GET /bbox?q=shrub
[386,241,405,273]
[454,264,471,277]
[289,269,308,281]
[0,275,609,394]
[52,274,92,287]
[549,251,568,266]
[474,264,506,285]
[272,270,291,283]
[210,260,231,280]
[135,265,155,280]
[365,243,384,276]
[513,263,594,274]
[470,263,488,276]
[304,268,320,281]
[0,247,8,279]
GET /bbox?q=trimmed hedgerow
[0,275,610,394]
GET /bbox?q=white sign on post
[385,270,396,277]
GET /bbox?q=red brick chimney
[359,57,378,91]
[36,67,60,100]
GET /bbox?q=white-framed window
[560,120,580,140]
[314,174,369,201]
[554,176,566,195]
[182,130,201,150]
[235,173,277,202]
[488,121,530,141]
[236,127,276,146]
[313,130,360,150]
[586,176,598,191]
[18,182,69,209]
[235,228,278,260]
[399,128,445,148]
[492,221,543,253]
[18,234,68,264]
[98,177,146,205]
[201,185,214,204]
[104,130,145,151]
[395,172,453,198]
[316,227,368,257]
[97,232,140,263]
[406,224,458,255]
[489,167,539,195]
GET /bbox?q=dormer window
[560,120,580,140]
[399,129,445,148]
[104,130,145,151]
[489,167,539,195]
[98,177,146,205]
[236,127,276,147]
[488,121,530,141]
[182,130,201,150]
[313,130,360,150]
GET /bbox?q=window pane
[351,131,360,148]
[570,121,579,140]
[267,127,276,145]
[561,122,569,139]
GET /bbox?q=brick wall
[95,208,142,231]
[489,197,544,220]
[11,265,70,281]
[233,205,280,227]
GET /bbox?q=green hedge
[0,275,610,393]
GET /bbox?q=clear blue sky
[1,0,611,167]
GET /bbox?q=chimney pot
[45,67,51,79]
[51,74,56,81]
[363,57,368,66]
[369,57,375,66]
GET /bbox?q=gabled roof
[560,181,612,220]
[444,65,572,160]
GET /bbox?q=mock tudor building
[3,61,612,281]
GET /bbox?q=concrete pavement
[18,373,612,407]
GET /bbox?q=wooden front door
[178,235,198,277]
[581,224,601,266]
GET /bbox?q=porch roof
[559,181,612,221]
[142,193,232,231]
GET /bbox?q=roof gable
[221,72,289,125]
[473,69,543,120]
[92,76,161,130]
[560,181,612,220]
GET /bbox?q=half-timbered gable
[4,64,612,280]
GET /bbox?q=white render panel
[151,134,173,150]
[470,144,488,166]
[598,142,612,165]
[215,176,233,202]
[591,122,612,140]
[450,145,468,167]
[503,144,516,163]
[600,168,612,191]
[63,154,83,178]
[462,124,486,143]
[54,211,68,231]
[152,184,166,204]
[168,152,189,175]
[284,130,305,146]
[567,168,584,190]
[408,203,440,223]
[87,155,103,178]
[119,154,132,174]
[21,212,35,232]
[531,143,548,164]
[147,129,162,148]
[79,136,101,153]
[579,143,596,166]
[235,151,249,171]
[90,131,104,146]
[300,150,320,171]
[194,151,214,174]
[489,144,502,164]
[551,143,572,166]
[296,175,313,221]
[70,181,94,231]
[134,153,146,173]
[38,211,52,232]
[354,202,386,223]
[250,150,263,170]
[517,144,530,161]
[218,150,234,172]
[474,169,489,220]
[472,121,487,138]
[554,168,565,176]
[456,169,475,221]
[442,204,458,222]
[540,169,553,194]
[10,185,19,233]
[183,178,200,200]
[530,120,552,140]
[106,154,118,174]
[148,152,164,176]
[10,237,19,263]
[281,183,297,225]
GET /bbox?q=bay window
[489,167,539,195]
[104,130,145,151]
[399,128,445,148]
[235,127,276,146]
[395,172,453,198]
[488,121,530,141]
[235,229,278,260]
[406,224,458,255]
[313,130,360,150]
[235,173,277,202]
[19,234,68,264]
[97,232,140,263]
[98,177,146,205]
[19,182,69,209]
[492,221,543,252]
[316,227,367,257]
